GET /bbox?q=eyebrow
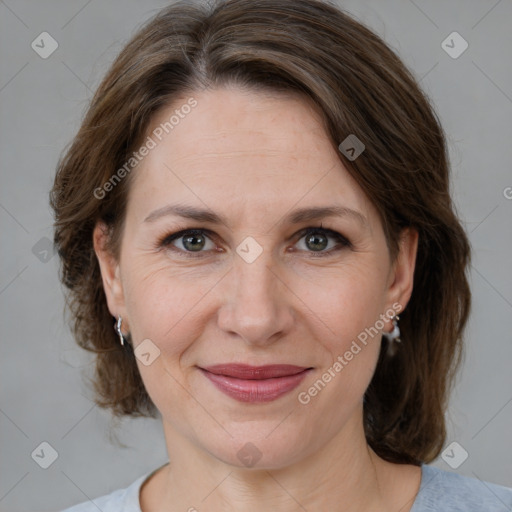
[143,203,368,228]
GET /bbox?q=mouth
[198,364,314,403]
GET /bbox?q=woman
[51,0,512,510]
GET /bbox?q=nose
[217,248,294,347]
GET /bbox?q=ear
[385,227,419,316]
[93,221,128,328]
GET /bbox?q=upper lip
[200,364,311,380]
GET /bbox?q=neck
[142,410,419,512]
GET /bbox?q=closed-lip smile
[198,364,313,402]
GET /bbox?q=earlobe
[92,221,126,319]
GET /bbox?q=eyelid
[158,225,351,257]
[158,228,218,251]
[293,226,352,254]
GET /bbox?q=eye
[293,225,351,257]
[158,225,351,258]
[159,229,217,257]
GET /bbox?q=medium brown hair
[50,0,471,465]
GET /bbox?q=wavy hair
[50,0,472,465]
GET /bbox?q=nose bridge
[233,232,279,293]
[218,240,291,345]
[235,248,276,300]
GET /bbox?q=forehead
[145,87,330,164]
[126,87,376,230]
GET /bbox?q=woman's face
[95,86,417,468]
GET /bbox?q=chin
[203,426,312,470]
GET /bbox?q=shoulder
[59,471,151,512]
[412,464,512,512]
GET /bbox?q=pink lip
[199,364,313,403]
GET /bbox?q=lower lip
[200,368,312,403]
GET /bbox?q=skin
[94,86,420,512]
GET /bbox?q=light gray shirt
[60,463,512,511]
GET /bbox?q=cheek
[299,262,386,395]
[297,281,383,415]
[123,247,388,360]
[298,258,387,342]
[121,260,207,420]
[122,257,220,357]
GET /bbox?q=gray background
[1,1,511,510]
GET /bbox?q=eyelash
[157,224,351,259]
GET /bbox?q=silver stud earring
[383,314,401,344]
[115,316,127,346]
